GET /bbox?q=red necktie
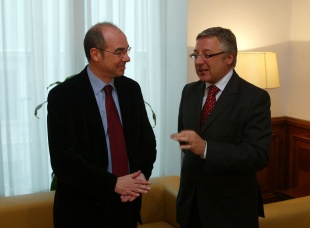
[104,85,129,177]
[200,85,219,127]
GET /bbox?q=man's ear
[226,52,234,65]
[90,48,102,62]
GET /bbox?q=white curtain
[0,0,187,196]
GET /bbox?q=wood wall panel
[257,117,287,203]
[289,127,310,188]
[258,117,310,203]
[287,118,310,189]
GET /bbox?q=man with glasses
[171,27,271,227]
[47,22,156,227]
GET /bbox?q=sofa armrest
[140,182,166,224]
[161,177,180,228]
[140,176,180,228]
[259,195,310,228]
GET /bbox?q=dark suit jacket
[47,66,156,227]
[177,70,271,228]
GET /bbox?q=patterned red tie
[104,85,129,177]
[200,85,219,127]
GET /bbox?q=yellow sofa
[1,175,310,228]
[0,176,180,228]
[0,190,54,228]
[259,195,310,228]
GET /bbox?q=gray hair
[196,27,238,67]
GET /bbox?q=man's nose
[122,53,130,62]
[195,55,205,64]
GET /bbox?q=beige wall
[288,0,310,119]
[188,0,310,119]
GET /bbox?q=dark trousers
[181,196,202,228]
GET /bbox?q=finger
[170,134,183,140]
[124,193,139,202]
[134,185,151,193]
[180,144,191,150]
[134,177,152,185]
[121,195,131,202]
[119,184,148,196]
[121,195,137,202]
[130,170,141,179]
[129,196,137,202]
[128,190,141,197]
[171,135,188,142]
[170,133,179,138]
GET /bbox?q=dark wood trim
[286,116,310,130]
[271,116,287,125]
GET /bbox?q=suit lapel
[78,69,106,143]
[180,81,205,133]
[192,81,205,132]
[201,72,240,132]
[113,77,135,147]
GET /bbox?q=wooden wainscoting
[257,117,310,203]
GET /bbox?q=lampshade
[235,52,280,89]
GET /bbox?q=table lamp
[235,52,280,88]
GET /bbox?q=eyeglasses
[98,46,131,58]
[189,51,225,61]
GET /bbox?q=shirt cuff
[201,140,207,159]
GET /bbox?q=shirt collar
[87,66,116,94]
[204,69,233,91]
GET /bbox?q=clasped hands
[115,170,151,203]
[115,130,205,203]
